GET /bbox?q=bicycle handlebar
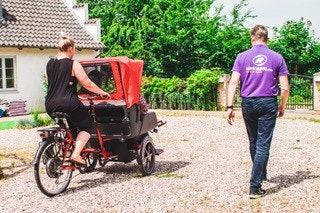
[78,93,110,101]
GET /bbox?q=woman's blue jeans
[241,97,278,191]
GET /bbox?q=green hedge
[142,68,222,111]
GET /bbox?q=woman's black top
[45,58,79,111]
[45,58,92,134]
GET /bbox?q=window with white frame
[0,57,16,90]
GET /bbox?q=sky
[212,0,320,39]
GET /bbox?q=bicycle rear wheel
[34,139,73,197]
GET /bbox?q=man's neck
[252,40,267,46]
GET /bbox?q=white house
[0,0,105,113]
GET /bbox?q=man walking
[226,25,290,199]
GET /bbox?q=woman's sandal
[71,156,86,165]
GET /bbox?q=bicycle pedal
[108,156,118,160]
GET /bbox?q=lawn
[0,121,17,130]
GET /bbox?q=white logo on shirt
[253,55,267,66]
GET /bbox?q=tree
[78,0,256,77]
[149,0,215,77]
[80,0,215,77]
[195,0,254,72]
[270,18,320,75]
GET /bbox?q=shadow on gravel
[1,164,32,179]
[266,171,320,195]
[66,160,190,195]
[0,152,33,180]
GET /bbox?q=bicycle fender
[32,140,51,165]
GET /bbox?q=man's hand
[227,109,235,125]
[278,105,285,117]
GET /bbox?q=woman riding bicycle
[45,32,109,165]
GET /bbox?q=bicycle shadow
[266,170,320,195]
[0,153,33,179]
[65,160,190,195]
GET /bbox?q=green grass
[157,173,184,179]
[0,121,17,130]
[291,146,302,150]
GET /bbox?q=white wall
[64,0,76,9]
[0,47,99,113]
[85,19,101,41]
[72,4,88,24]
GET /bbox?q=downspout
[0,0,3,21]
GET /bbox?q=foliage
[270,18,320,75]
[185,68,222,110]
[42,73,48,94]
[75,0,320,111]
[142,69,222,110]
[78,0,254,77]
[32,109,54,127]
[199,0,253,71]
[186,68,221,97]
[142,75,185,97]
[77,0,320,78]
[16,119,36,129]
[16,110,53,129]
[289,75,312,99]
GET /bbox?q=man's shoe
[249,188,266,199]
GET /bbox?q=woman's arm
[72,60,109,97]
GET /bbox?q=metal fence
[146,91,218,111]
[234,74,313,110]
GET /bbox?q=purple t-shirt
[232,44,289,97]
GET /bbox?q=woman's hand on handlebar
[100,92,111,99]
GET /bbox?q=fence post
[217,74,230,110]
[313,72,320,111]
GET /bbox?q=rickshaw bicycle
[33,57,165,197]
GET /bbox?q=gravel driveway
[1,109,320,212]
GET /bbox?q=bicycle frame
[80,96,114,162]
[34,115,76,171]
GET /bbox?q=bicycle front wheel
[34,139,73,197]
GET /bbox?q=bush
[33,109,54,127]
[186,68,222,98]
[16,110,53,129]
[16,119,36,129]
[142,68,222,110]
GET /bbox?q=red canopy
[79,56,143,108]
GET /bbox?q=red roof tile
[0,0,105,50]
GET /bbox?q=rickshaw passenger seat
[95,105,126,123]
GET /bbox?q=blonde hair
[58,32,75,52]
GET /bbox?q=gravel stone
[1,109,320,212]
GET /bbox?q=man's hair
[250,25,268,42]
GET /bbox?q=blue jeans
[241,97,278,191]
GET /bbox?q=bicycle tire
[34,138,73,197]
